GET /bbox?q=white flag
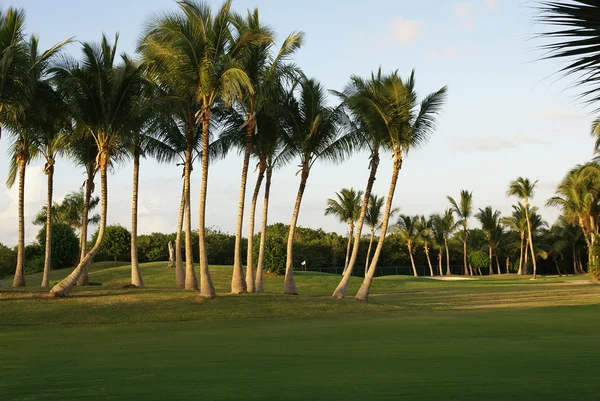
[301,261,306,266]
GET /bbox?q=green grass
[1,262,600,400]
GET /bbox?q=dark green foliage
[23,243,43,274]
[92,225,131,263]
[0,243,16,278]
[36,223,80,270]
[469,250,489,270]
[137,232,173,263]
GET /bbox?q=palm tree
[281,77,350,295]
[436,209,458,276]
[363,194,385,276]
[140,0,258,297]
[508,177,539,279]
[354,70,447,302]
[536,1,600,105]
[5,35,68,287]
[501,203,529,275]
[430,213,446,276]
[415,215,434,276]
[476,206,501,276]
[49,35,147,296]
[0,7,29,139]
[396,215,421,276]
[324,188,363,273]
[447,190,473,275]
[33,190,100,230]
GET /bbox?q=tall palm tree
[281,77,350,295]
[396,215,421,276]
[430,213,446,276]
[140,0,258,297]
[447,190,473,275]
[0,7,29,139]
[354,70,447,302]
[49,35,147,296]
[501,203,529,275]
[436,209,458,276]
[5,35,68,287]
[324,188,363,272]
[363,194,385,276]
[415,215,434,276]
[476,206,501,276]
[508,177,539,279]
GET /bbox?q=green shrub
[92,225,131,263]
[0,243,16,278]
[36,223,80,270]
[469,250,489,271]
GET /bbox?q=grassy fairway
[1,263,600,400]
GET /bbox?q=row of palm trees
[0,2,447,303]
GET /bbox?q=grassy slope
[1,262,600,400]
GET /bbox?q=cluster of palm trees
[0,1,447,302]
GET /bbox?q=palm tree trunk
[199,111,215,298]
[572,248,578,274]
[445,238,451,275]
[355,154,401,303]
[555,259,562,276]
[175,181,185,288]
[50,153,109,296]
[255,163,272,292]
[41,162,54,288]
[408,242,417,276]
[333,149,379,299]
[284,168,310,295]
[524,202,537,279]
[424,245,433,276]
[77,169,93,286]
[523,238,530,275]
[184,140,199,291]
[506,256,510,274]
[231,122,254,294]
[488,245,493,275]
[245,161,265,293]
[438,251,443,276]
[495,254,501,275]
[13,159,26,287]
[130,153,144,287]
[463,231,468,276]
[577,249,584,273]
[517,234,524,275]
[343,220,354,274]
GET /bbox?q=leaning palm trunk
[198,111,216,298]
[231,124,254,294]
[424,245,434,276]
[517,234,524,275]
[41,161,54,288]
[523,238,530,275]
[77,169,94,286]
[355,155,401,302]
[343,221,355,274]
[130,154,144,287]
[13,159,26,287]
[175,181,186,288]
[245,161,265,294]
[255,164,272,292]
[524,202,537,279]
[183,144,198,291]
[332,150,379,299]
[284,168,310,295]
[444,238,451,275]
[462,238,469,276]
[51,156,109,296]
[495,255,501,275]
[408,242,417,276]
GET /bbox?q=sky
[0,0,595,246]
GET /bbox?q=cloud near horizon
[388,17,423,45]
[533,107,586,121]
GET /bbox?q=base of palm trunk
[283,272,297,295]
[77,267,89,286]
[199,292,216,299]
[50,289,69,297]
[12,277,25,287]
[354,278,372,303]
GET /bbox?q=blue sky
[0,0,595,246]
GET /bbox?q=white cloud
[513,134,549,145]
[453,136,515,152]
[454,2,475,28]
[388,17,423,45]
[533,108,585,120]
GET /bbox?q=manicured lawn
[1,262,600,400]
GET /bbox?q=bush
[23,243,44,274]
[0,243,16,278]
[469,250,489,271]
[92,225,131,263]
[36,223,80,270]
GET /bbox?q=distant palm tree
[363,195,385,276]
[508,177,539,279]
[435,209,458,276]
[415,215,434,276]
[354,70,447,302]
[396,215,421,276]
[476,206,501,276]
[33,190,100,230]
[430,213,446,276]
[447,190,473,275]
[502,203,529,275]
[325,188,363,273]
[49,35,147,296]
[281,77,350,295]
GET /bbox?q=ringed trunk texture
[41,163,54,288]
[198,111,215,298]
[245,162,265,294]
[255,164,272,292]
[175,181,185,288]
[524,201,537,279]
[444,238,451,276]
[284,168,310,295]
[77,169,94,286]
[184,141,199,291]
[50,156,109,296]
[231,123,254,294]
[13,159,27,287]
[130,154,144,287]
[408,242,417,276]
[343,220,355,274]
[355,154,401,303]
[332,149,379,299]
[424,245,434,276]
